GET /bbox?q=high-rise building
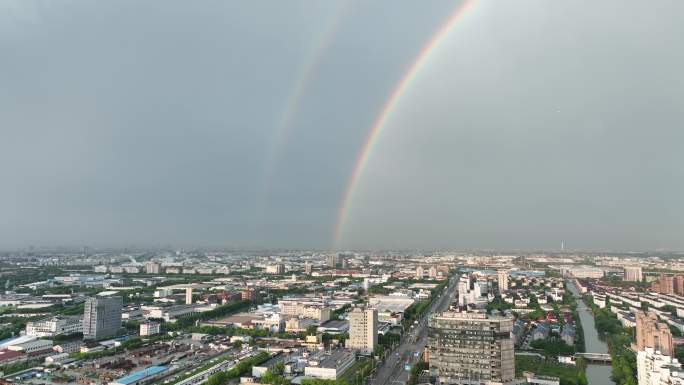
[83,295,122,340]
[675,275,684,296]
[428,312,515,385]
[145,261,161,274]
[429,266,438,279]
[624,266,643,282]
[659,273,675,295]
[497,270,509,292]
[347,307,378,354]
[416,266,425,280]
[304,263,312,275]
[636,310,673,356]
[327,255,340,268]
[185,287,193,305]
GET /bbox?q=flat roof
[111,366,167,385]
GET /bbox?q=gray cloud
[1,0,682,250]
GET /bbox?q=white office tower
[498,270,509,292]
[347,307,378,354]
[416,266,424,280]
[637,347,684,385]
[429,312,515,385]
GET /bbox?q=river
[566,281,614,385]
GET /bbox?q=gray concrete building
[83,295,123,340]
[428,311,515,385]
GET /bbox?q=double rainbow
[333,0,477,247]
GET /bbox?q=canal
[566,281,614,385]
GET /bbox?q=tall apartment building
[675,275,684,296]
[661,273,674,295]
[428,312,515,385]
[145,261,161,274]
[497,270,509,292]
[347,307,378,354]
[636,310,673,356]
[429,266,438,279]
[416,266,425,280]
[304,263,312,275]
[83,295,123,340]
[624,266,643,282]
[25,316,83,337]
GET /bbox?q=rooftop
[111,366,167,385]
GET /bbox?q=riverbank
[566,281,615,385]
[580,291,636,385]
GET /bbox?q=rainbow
[333,0,477,247]
[255,3,350,226]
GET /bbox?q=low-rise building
[25,316,83,337]
[303,350,355,380]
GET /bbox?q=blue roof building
[109,366,167,385]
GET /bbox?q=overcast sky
[1,0,683,251]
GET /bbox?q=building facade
[145,262,161,274]
[624,266,643,282]
[428,312,515,385]
[498,270,509,292]
[83,295,123,340]
[636,310,673,356]
[25,316,83,337]
[347,307,378,354]
[140,322,160,336]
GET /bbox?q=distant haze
[1,0,683,250]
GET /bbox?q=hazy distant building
[83,295,122,340]
[304,263,312,275]
[416,266,425,280]
[327,255,341,268]
[428,312,515,385]
[429,266,438,279]
[636,310,673,356]
[498,270,509,292]
[624,266,643,282]
[265,264,285,275]
[145,261,161,274]
[347,307,378,354]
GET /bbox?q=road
[368,276,457,385]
